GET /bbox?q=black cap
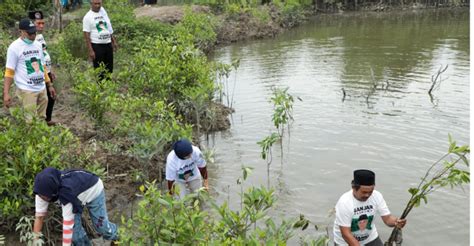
[30,57,38,62]
[173,139,193,160]
[28,11,44,20]
[353,169,375,186]
[19,18,36,34]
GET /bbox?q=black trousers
[46,72,55,122]
[91,43,113,80]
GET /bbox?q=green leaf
[408,188,418,196]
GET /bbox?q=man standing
[166,138,209,199]
[333,169,407,246]
[29,10,57,125]
[3,18,56,122]
[82,0,118,80]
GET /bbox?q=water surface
[207,9,469,245]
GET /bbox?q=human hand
[203,179,209,191]
[49,86,57,100]
[89,50,95,61]
[395,218,407,229]
[3,93,11,108]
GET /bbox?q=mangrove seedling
[257,133,280,188]
[385,135,469,246]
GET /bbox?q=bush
[120,182,319,244]
[0,110,78,228]
[0,0,52,28]
[0,28,14,68]
[116,35,215,107]
[175,8,218,52]
[62,21,88,60]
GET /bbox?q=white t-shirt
[82,7,113,44]
[5,38,46,92]
[35,34,52,71]
[333,190,391,245]
[166,146,206,183]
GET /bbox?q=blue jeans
[72,190,118,245]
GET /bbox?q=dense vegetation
[0,0,328,244]
[0,0,468,244]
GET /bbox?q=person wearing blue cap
[165,138,209,199]
[333,169,407,246]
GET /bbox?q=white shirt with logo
[82,7,113,44]
[333,190,390,245]
[35,34,52,71]
[6,38,46,92]
[166,146,206,183]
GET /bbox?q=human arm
[4,46,17,108]
[43,66,56,99]
[194,147,208,190]
[381,215,407,228]
[83,32,95,61]
[33,195,49,240]
[111,35,118,52]
[165,155,177,195]
[340,226,361,246]
[167,180,175,195]
[3,75,13,108]
[61,203,75,246]
[198,166,208,190]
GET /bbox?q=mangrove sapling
[237,166,254,210]
[257,133,280,188]
[16,216,45,246]
[384,135,469,246]
[270,87,295,139]
[270,87,295,168]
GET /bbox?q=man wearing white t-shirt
[3,18,56,122]
[29,10,57,125]
[333,169,407,246]
[166,138,209,199]
[82,0,118,80]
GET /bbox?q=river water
[206,8,469,245]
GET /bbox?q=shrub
[0,110,78,228]
[62,21,88,60]
[0,28,14,68]
[120,182,318,244]
[175,8,218,52]
[116,35,215,108]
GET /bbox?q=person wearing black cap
[29,10,57,126]
[32,167,118,246]
[165,138,209,199]
[3,18,56,122]
[333,169,407,246]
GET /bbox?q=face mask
[23,37,34,45]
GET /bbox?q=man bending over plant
[33,167,118,245]
[166,138,209,199]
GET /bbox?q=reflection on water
[206,9,469,245]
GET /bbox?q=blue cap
[173,139,193,160]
